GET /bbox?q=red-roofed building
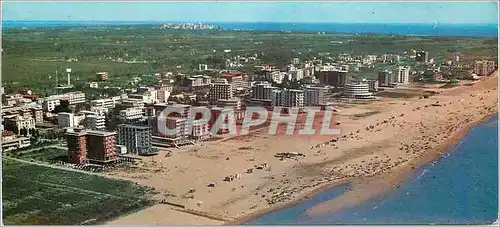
[220,72,246,93]
[18,88,32,95]
[433,73,442,80]
[23,94,39,100]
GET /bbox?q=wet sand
[106,72,498,225]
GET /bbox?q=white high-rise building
[128,89,157,104]
[396,66,411,84]
[198,64,208,71]
[453,54,460,65]
[44,92,86,109]
[119,107,143,123]
[90,97,120,109]
[3,115,36,134]
[209,79,233,104]
[42,98,61,112]
[85,115,106,131]
[60,92,86,105]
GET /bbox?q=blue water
[2,21,498,37]
[247,115,498,225]
[217,22,498,38]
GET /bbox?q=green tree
[52,100,71,114]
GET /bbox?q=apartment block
[46,92,86,105]
[66,129,88,164]
[217,98,241,110]
[396,66,411,84]
[316,66,349,87]
[251,81,278,101]
[190,119,210,140]
[3,115,36,134]
[378,70,395,87]
[209,79,233,104]
[367,80,379,92]
[276,89,304,107]
[3,94,24,107]
[415,51,429,63]
[42,98,61,112]
[221,72,246,93]
[475,60,496,76]
[304,86,328,106]
[381,54,400,63]
[343,83,373,99]
[199,64,208,71]
[85,115,106,131]
[157,86,172,104]
[165,117,187,139]
[90,96,120,109]
[181,75,212,89]
[117,124,154,155]
[119,107,143,123]
[128,91,157,104]
[58,112,75,128]
[289,69,304,81]
[2,105,43,123]
[1,133,31,151]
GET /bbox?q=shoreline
[227,112,498,225]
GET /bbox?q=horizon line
[3,20,498,25]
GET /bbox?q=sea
[246,115,498,225]
[2,21,498,38]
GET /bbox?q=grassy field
[2,26,497,94]
[2,159,155,225]
[10,148,67,162]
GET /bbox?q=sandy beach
[106,72,498,225]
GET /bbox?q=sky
[2,1,498,24]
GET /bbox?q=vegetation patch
[2,159,156,225]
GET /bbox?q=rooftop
[117,124,150,130]
[221,72,244,78]
[86,130,117,137]
[170,104,192,108]
[66,128,116,137]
